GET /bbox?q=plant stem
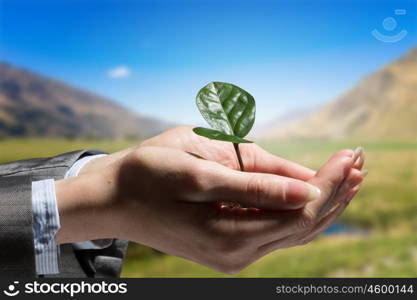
[233,143,245,171]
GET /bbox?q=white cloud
[107,65,131,79]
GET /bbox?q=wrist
[55,171,124,244]
[78,147,136,176]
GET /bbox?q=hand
[80,126,317,181]
[82,125,365,233]
[55,141,366,274]
[138,126,365,221]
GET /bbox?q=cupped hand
[59,144,365,274]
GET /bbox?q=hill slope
[269,48,417,139]
[0,63,171,138]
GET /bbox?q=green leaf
[196,82,256,138]
[193,127,253,143]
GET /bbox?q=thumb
[206,166,322,210]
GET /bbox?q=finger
[251,176,363,250]
[340,168,366,196]
[255,230,299,257]
[240,143,316,180]
[299,184,361,246]
[249,170,360,258]
[304,149,355,219]
[213,199,334,248]
[317,167,366,217]
[232,168,364,246]
[300,186,360,243]
[301,201,349,244]
[209,150,358,245]
[205,165,322,210]
[265,169,364,244]
[254,189,356,258]
[210,206,311,246]
[352,147,365,170]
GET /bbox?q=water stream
[324,222,368,235]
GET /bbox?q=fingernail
[353,146,364,162]
[352,184,361,192]
[306,183,321,202]
[359,169,368,178]
[286,181,321,204]
[355,155,364,166]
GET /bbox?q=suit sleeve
[0,175,36,277]
[0,150,129,278]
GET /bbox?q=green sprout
[193,82,256,171]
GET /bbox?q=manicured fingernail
[344,184,362,203]
[359,169,368,177]
[355,155,364,166]
[353,146,364,162]
[286,181,321,204]
[352,184,361,192]
[306,183,321,202]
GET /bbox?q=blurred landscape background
[0,0,416,277]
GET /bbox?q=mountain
[267,47,417,139]
[252,107,315,138]
[0,62,171,138]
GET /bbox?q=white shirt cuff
[32,153,110,275]
[32,179,60,275]
[64,154,107,178]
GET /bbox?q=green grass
[0,138,416,277]
[0,138,133,164]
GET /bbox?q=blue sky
[0,0,416,126]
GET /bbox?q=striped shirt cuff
[32,154,111,275]
[31,179,60,275]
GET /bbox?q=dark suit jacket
[0,150,129,278]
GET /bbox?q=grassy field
[0,138,416,277]
[0,138,133,164]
